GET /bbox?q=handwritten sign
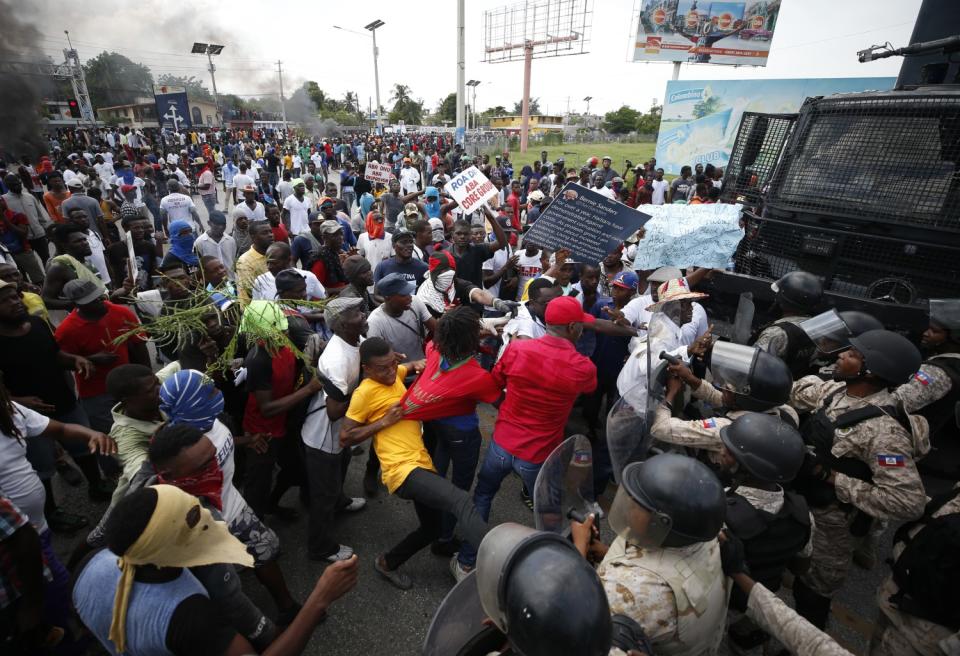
[445,166,498,214]
[524,183,652,265]
[126,231,139,284]
[364,161,394,185]
[631,203,744,270]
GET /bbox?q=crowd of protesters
[0,122,957,656]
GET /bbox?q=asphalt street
[47,184,923,655]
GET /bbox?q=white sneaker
[449,556,472,583]
[326,544,354,562]
[342,497,366,512]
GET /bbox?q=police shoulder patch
[877,454,906,468]
[701,418,717,429]
[914,370,932,386]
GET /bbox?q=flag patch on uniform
[702,418,717,429]
[573,450,591,464]
[914,370,932,386]
[877,454,906,467]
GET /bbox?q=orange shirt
[43,191,72,223]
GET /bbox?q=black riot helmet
[771,271,823,314]
[719,412,806,483]
[476,524,612,656]
[848,329,922,387]
[838,311,883,337]
[709,342,794,411]
[929,298,960,341]
[798,309,883,355]
[609,453,726,549]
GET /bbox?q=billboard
[654,77,897,175]
[633,0,781,66]
[154,85,192,132]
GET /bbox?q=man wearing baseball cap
[454,294,597,579]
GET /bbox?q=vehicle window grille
[721,112,796,204]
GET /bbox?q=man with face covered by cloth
[414,249,516,319]
[73,485,358,656]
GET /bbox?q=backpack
[889,488,960,630]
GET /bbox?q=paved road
[49,185,919,655]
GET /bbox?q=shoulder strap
[724,493,769,540]
[928,355,960,387]
[834,401,911,433]
[777,408,799,430]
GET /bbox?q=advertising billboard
[654,77,897,175]
[154,85,192,132]
[633,0,781,66]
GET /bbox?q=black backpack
[889,488,960,630]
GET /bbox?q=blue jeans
[341,190,356,214]
[457,438,542,568]
[425,420,482,542]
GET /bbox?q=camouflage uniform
[893,354,959,413]
[753,316,807,357]
[870,484,960,656]
[745,582,852,656]
[789,376,929,597]
[598,536,728,655]
[650,381,799,453]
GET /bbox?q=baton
[659,351,681,366]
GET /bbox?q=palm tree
[343,91,359,115]
[391,84,412,105]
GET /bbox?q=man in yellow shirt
[234,221,273,304]
[340,337,490,590]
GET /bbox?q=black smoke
[0,1,51,160]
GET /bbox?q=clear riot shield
[533,435,601,534]
[731,292,755,345]
[422,571,493,656]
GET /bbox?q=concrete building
[96,97,220,129]
[488,114,564,135]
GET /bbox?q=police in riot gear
[893,298,960,479]
[716,413,812,649]
[800,309,884,377]
[573,453,730,656]
[651,342,798,458]
[751,271,824,376]
[788,329,929,630]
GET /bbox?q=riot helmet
[608,453,726,549]
[719,412,806,483]
[770,271,823,313]
[929,298,960,341]
[798,309,851,354]
[838,311,883,337]
[709,341,794,411]
[847,329,922,387]
[476,523,612,656]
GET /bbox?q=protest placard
[523,183,652,265]
[365,160,393,185]
[631,203,744,270]
[445,166,498,214]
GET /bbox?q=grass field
[487,141,658,178]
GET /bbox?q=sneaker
[341,497,366,513]
[520,485,534,511]
[325,545,355,562]
[363,470,380,497]
[47,508,89,533]
[55,459,83,486]
[375,556,412,590]
[430,538,461,558]
[449,556,472,583]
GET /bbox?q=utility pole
[207,52,221,125]
[276,60,287,130]
[365,21,385,134]
[456,0,466,144]
[63,31,95,127]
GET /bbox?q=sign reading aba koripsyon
[524,183,652,265]
[154,85,192,132]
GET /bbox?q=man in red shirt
[506,179,522,231]
[54,279,149,433]
[453,295,597,578]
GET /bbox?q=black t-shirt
[354,177,372,198]
[166,594,237,655]
[0,316,76,413]
[453,243,493,287]
[244,346,276,393]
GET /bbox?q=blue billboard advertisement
[654,77,896,175]
[154,86,192,132]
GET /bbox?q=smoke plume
[0,2,50,160]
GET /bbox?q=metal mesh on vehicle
[733,215,959,304]
[768,93,960,231]
[721,112,797,204]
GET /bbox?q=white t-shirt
[160,192,197,225]
[302,335,362,453]
[283,194,313,234]
[595,185,616,200]
[498,303,546,360]
[173,168,190,187]
[399,167,421,195]
[622,294,653,333]
[356,233,394,276]
[0,403,51,532]
[233,173,255,191]
[516,249,543,298]
[95,162,114,185]
[252,268,325,302]
[651,179,669,205]
[205,420,243,523]
[482,245,514,299]
[276,181,294,202]
[198,169,216,197]
[233,201,265,223]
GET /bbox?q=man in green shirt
[104,364,163,505]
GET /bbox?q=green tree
[437,92,457,123]
[343,91,360,116]
[511,98,541,115]
[156,74,213,102]
[388,83,423,124]
[603,105,642,134]
[636,103,662,135]
[83,51,154,108]
[692,95,721,119]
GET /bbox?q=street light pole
[365,20,385,134]
[192,43,224,127]
[467,80,480,134]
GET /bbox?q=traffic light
[67,99,80,118]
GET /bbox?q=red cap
[545,295,595,325]
[120,184,136,193]
[428,249,456,273]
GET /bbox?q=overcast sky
[20,0,921,115]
